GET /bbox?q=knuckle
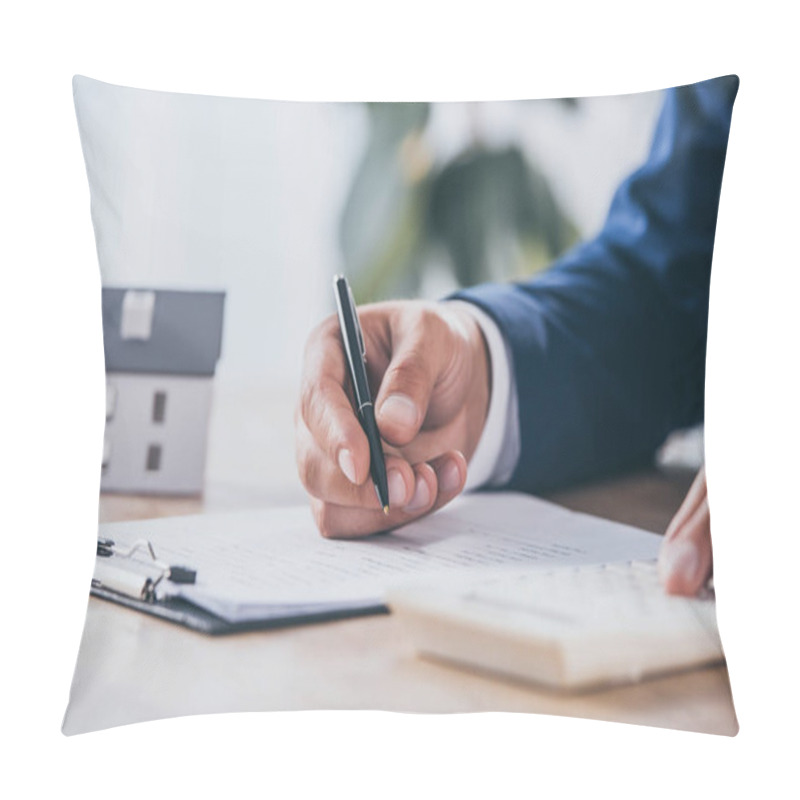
[387,355,428,394]
[417,303,440,330]
[418,303,448,338]
[307,313,339,349]
[305,315,341,362]
[298,383,316,429]
[296,448,319,494]
[320,312,341,338]
[314,503,339,539]
[319,392,349,454]
[301,381,336,443]
[310,500,326,535]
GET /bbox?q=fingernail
[405,474,431,512]
[436,458,461,494]
[380,394,419,429]
[660,541,701,586]
[388,468,407,506]
[338,449,357,484]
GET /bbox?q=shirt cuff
[447,300,521,490]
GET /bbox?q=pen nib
[383,505,390,516]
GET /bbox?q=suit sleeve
[452,75,739,493]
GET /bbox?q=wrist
[445,299,519,490]
[441,304,491,462]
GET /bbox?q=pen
[333,275,390,514]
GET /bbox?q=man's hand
[296,300,490,538]
[658,466,713,595]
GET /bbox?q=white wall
[78,78,366,390]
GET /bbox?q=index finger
[298,316,371,485]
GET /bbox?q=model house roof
[103,288,225,376]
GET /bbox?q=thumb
[375,312,448,447]
[658,498,713,596]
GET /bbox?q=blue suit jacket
[455,76,739,493]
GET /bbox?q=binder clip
[94,537,197,602]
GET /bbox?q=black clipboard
[92,537,385,635]
[90,584,385,635]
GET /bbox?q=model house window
[152,391,167,423]
[146,444,162,471]
[106,383,116,420]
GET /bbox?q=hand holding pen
[333,275,391,514]
[295,284,491,538]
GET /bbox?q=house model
[101,288,226,495]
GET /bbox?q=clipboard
[91,537,384,635]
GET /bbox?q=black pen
[333,275,390,514]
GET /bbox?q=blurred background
[89,83,664,510]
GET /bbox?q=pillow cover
[64,75,738,735]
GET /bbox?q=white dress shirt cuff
[447,300,521,490]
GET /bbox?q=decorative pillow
[64,75,738,736]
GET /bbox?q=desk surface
[64,467,738,736]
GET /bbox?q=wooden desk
[63,467,738,736]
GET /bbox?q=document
[97,492,663,624]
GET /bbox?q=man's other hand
[658,466,713,595]
[295,300,490,538]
